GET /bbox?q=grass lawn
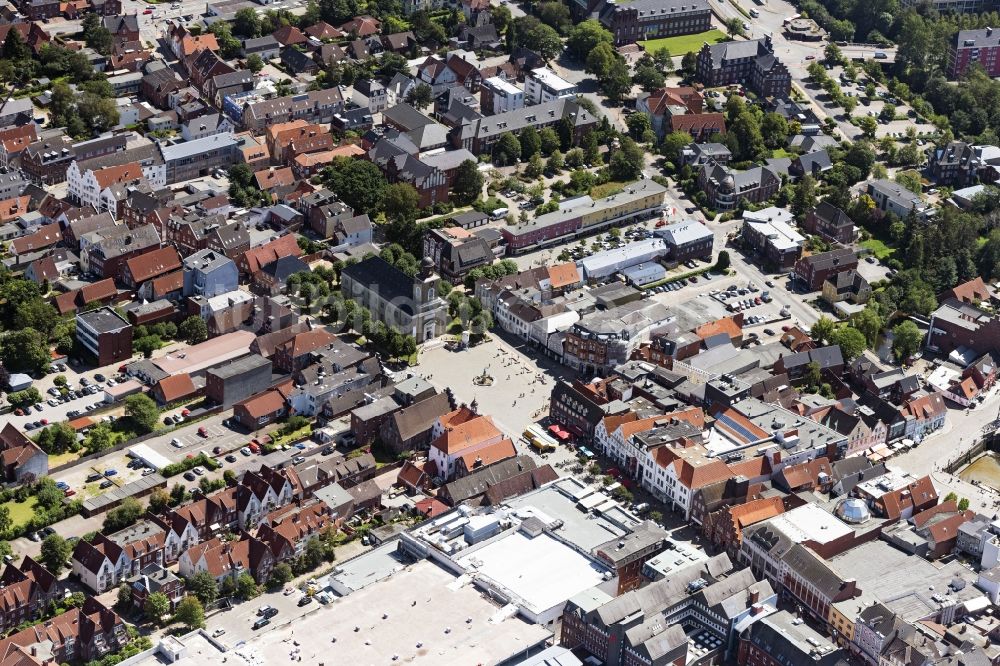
[771,148,793,159]
[590,181,627,199]
[48,451,80,468]
[272,426,311,448]
[860,238,895,260]
[2,497,38,528]
[640,29,727,56]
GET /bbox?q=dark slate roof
[340,256,417,315]
[260,254,309,282]
[812,200,852,228]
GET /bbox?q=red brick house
[233,386,289,430]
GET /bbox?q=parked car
[183,471,196,482]
[240,447,252,456]
[225,454,237,463]
[99,480,114,489]
[252,618,270,630]
[94,374,105,382]
[103,469,117,477]
[192,466,205,476]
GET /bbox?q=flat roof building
[77,307,133,366]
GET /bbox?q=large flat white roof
[766,503,853,544]
[203,561,551,665]
[456,530,609,615]
[530,67,575,92]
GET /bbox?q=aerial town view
[1,0,1000,663]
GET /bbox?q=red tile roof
[92,162,143,189]
[126,246,180,284]
[243,234,302,273]
[155,373,196,403]
[431,414,503,455]
[237,389,286,419]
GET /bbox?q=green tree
[892,320,923,362]
[830,326,867,361]
[320,158,387,214]
[103,497,143,532]
[267,562,293,589]
[148,489,171,514]
[524,153,544,179]
[791,175,818,219]
[233,7,262,36]
[405,82,433,109]
[586,42,617,79]
[246,53,264,73]
[537,1,571,33]
[547,150,564,172]
[187,571,219,606]
[804,361,822,388]
[599,55,632,102]
[6,388,41,409]
[519,126,541,160]
[631,52,668,91]
[174,596,206,629]
[125,394,159,434]
[236,572,260,600]
[681,51,698,78]
[80,13,113,55]
[958,498,971,511]
[0,329,50,375]
[85,423,114,454]
[715,250,730,272]
[810,316,836,345]
[609,137,644,181]
[35,478,64,510]
[383,183,421,221]
[856,115,878,139]
[852,306,883,347]
[661,131,694,162]
[209,20,241,59]
[453,160,484,205]
[566,20,613,60]
[14,300,58,338]
[40,534,71,575]
[144,592,171,624]
[539,127,561,155]
[760,113,789,150]
[0,505,10,537]
[2,25,31,61]
[513,16,562,61]
[626,112,653,142]
[116,583,133,610]
[179,316,208,344]
[728,110,766,161]
[725,17,744,38]
[824,42,844,65]
[493,132,521,166]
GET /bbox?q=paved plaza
[416,333,580,466]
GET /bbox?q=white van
[490,207,509,220]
